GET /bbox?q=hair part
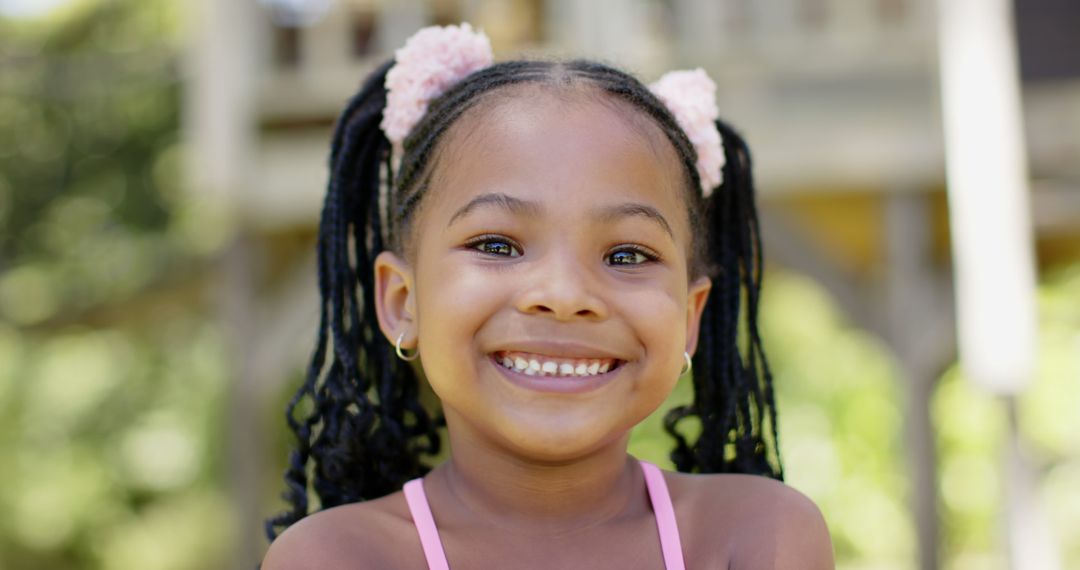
[266,57,782,541]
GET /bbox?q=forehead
[417,86,689,235]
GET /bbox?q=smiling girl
[262,24,833,569]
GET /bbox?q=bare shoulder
[262,491,426,570]
[666,471,834,569]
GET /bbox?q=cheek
[412,266,489,408]
[612,279,689,396]
[618,277,688,344]
[412,254,510,374]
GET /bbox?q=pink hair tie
[381,23,494,148]
[649,69,725,197]
[381,26,723,197]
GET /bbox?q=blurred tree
[0,1,234,569]
[0,0,183,323]
[933,265,1080,570]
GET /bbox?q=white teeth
[495,353,619,377]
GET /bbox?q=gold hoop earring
[395,332,419,361]
[680,352,692,376]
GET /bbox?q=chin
[492,415,635,463]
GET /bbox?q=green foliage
[0,320,233,569]
[1029,267,1080,567]
[757,271,915,568]
[0,2,234,569]
[933,266,1080,569]
[0,0,184,325]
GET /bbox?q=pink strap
[404,463,685,570]
[640,461,687,570]
[403,478,451,570]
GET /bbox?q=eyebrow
[447,192,542,227]
[594,202,673,238]
[446,191,674,239]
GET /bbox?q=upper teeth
[496,351,617,378]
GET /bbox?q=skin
[263,87,834,569]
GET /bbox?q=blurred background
[0,0,1078,568]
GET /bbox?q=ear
[684,276,712,356]
[374,250,417,348]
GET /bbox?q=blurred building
[184,1,1080,568]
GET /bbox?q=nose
[514,249,608,321]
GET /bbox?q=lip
[489,354,624,395]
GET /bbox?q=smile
[491,351,623,378]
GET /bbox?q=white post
[184,0,258,214]
[936,0,1036,394]
[185,1,264,565]
[936,1,1059,568]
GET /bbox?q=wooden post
[884,191,946,570]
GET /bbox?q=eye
[468,235,522,258]
[606,245,658,266]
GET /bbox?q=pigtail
[664,120,784,480]
[266,60,441,541]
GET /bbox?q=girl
[263,24,832,569]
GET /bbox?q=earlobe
[374,251,417,347]
[685,276,712,356]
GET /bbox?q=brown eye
[606,248,652,266]
[472,237,521,257]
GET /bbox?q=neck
[429,413,643,533]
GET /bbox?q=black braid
[267,57,781,541]
[265,61,439,540]
[663,120,783,478]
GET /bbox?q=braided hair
[266,58,782,541]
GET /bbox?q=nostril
[515,282,608,320]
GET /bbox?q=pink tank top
[402,460,686,570]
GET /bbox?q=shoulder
[666,471,834,569]
[262,491,426,570]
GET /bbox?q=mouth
[490,350,625,378]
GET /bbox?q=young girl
[263,24,832,569]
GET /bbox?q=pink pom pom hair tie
[380,25,725,197]
[381,23,494,149]
[648,69,725,197]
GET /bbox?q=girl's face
[376,88,711,461]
